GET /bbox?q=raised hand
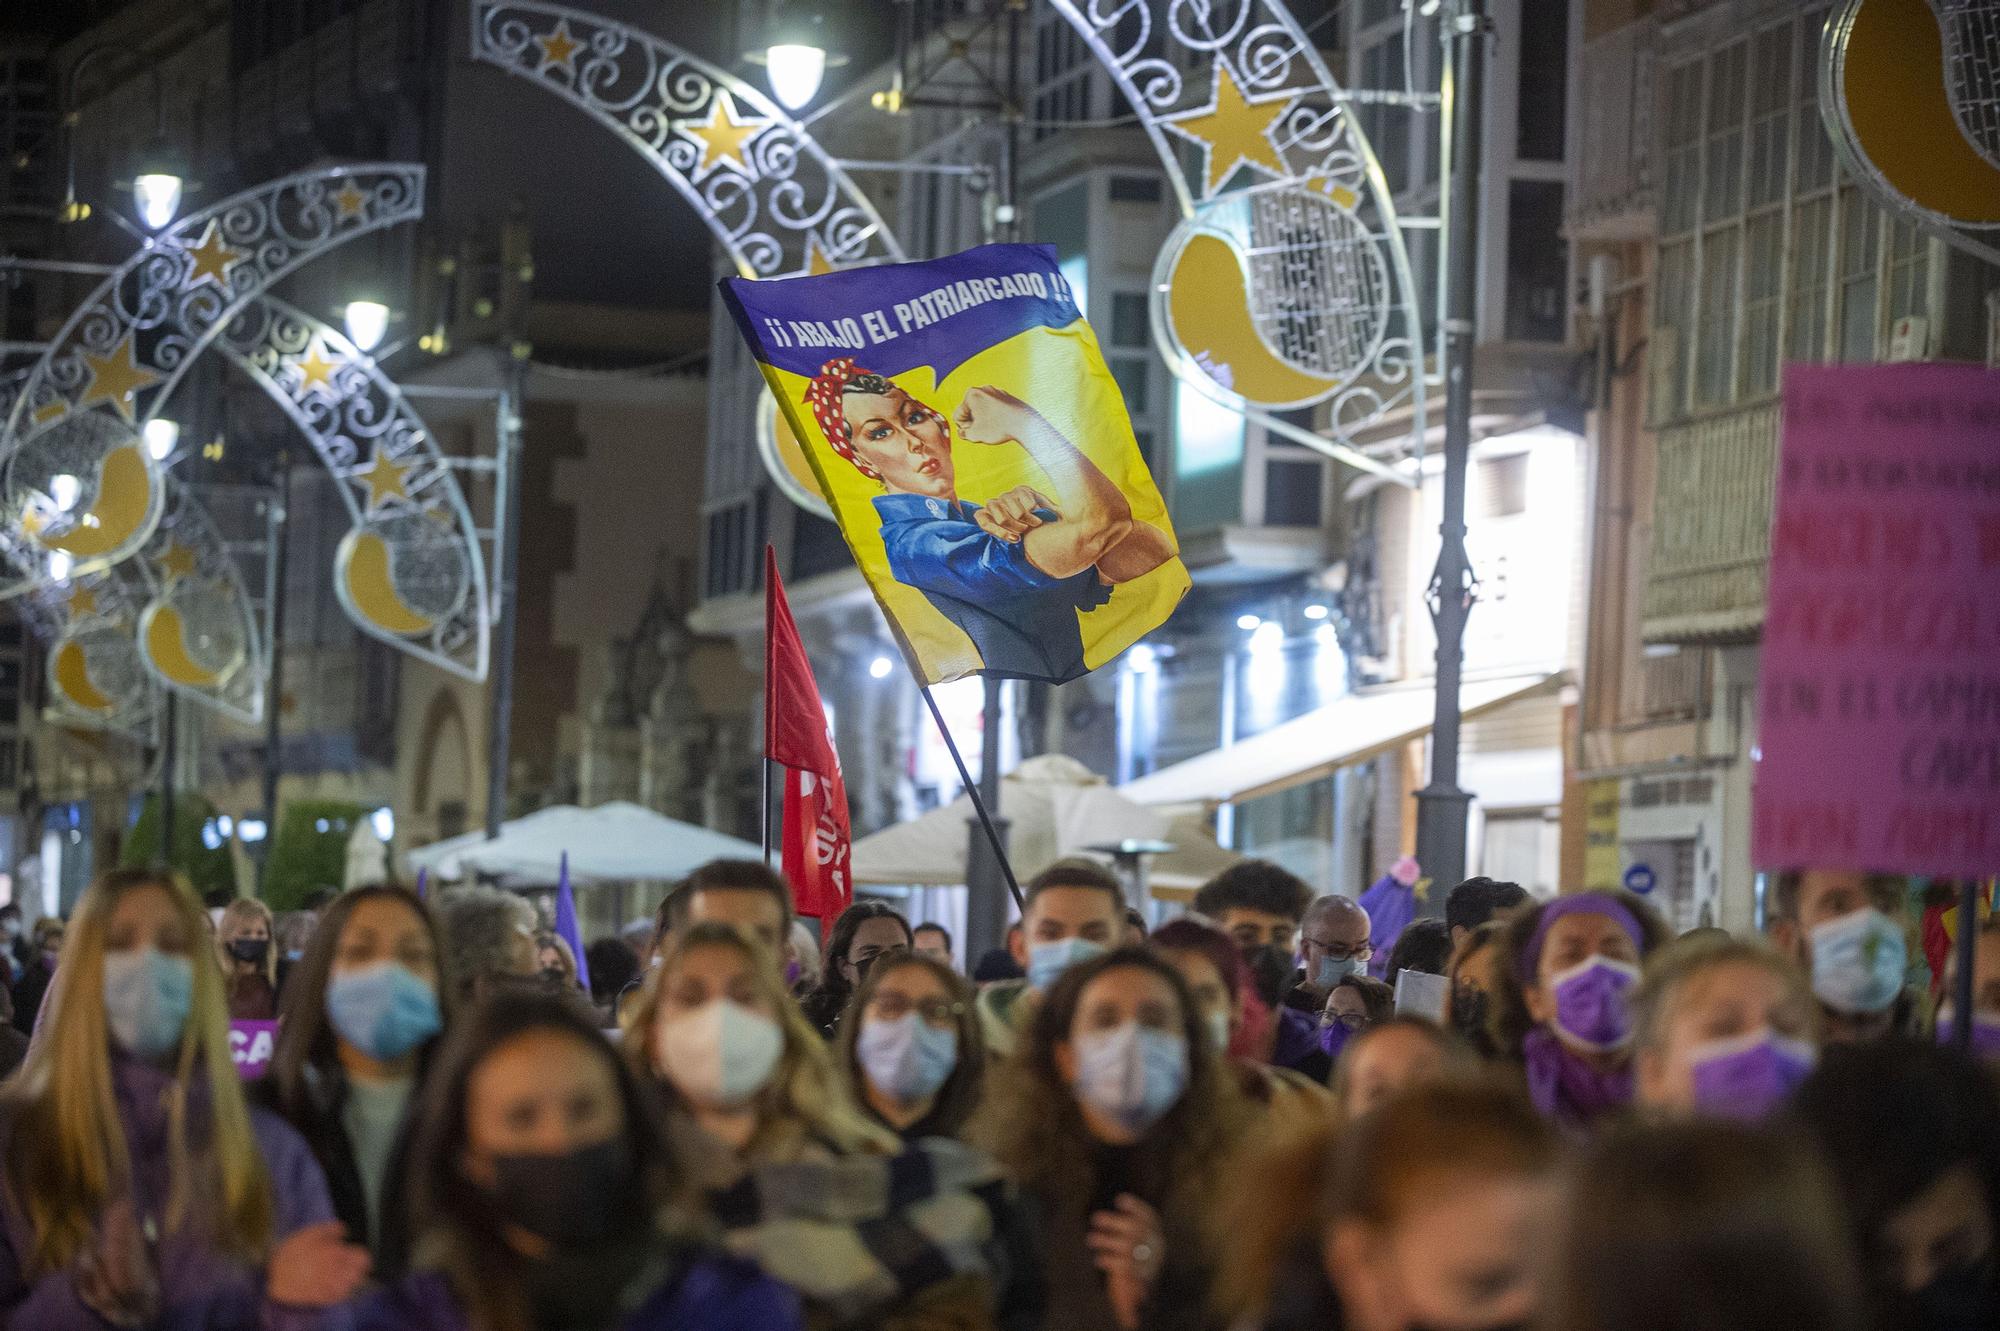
[952,385,1041,445]
[1086,1193,1166,1331]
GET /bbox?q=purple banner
[1754,363,2000,877]
[229,1019,279,1081]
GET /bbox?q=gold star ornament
[77,335,162,422]
[157,541,198,582]
[535,20,582,72]
[1160,61,1298,198]
[180,220,244,291]
[67,584,99,617]
[355,448,413,510]
[292,341,343,394]
[679,92,770,182]
[803,235,840,276]
[331,180,370,221]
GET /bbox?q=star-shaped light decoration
[803,235,841,276]
[157,540,199,582]
[355,448,413,511]
[291,341,343,395]
[331,180,370,222]
[678,91,770,182]
[180,220,245,291]
[535,19,583,73]
[77,334,163,422]
[67,584,99,617]
[1159,61,1299,198]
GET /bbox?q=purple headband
[1519,892,1644,974]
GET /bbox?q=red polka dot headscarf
[803,357,900,482]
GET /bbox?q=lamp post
[746,1,849,111]
[1412,0,1490,896]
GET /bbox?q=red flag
[765,546,852,919]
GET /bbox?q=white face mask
[653,999,783,1109]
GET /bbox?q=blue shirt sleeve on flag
[878,501,1071,602]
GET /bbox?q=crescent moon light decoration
[0,164,426,597]
[470,0,907,519]
[1042,0,1427,483]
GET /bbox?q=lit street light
[748,2,846,111]
[144,418,180,462]
[344,299,391,353]
[48,473,81,512]
[130,138,187,229]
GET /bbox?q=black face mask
[487,1136,635,1249]
[539,966,569,989]
[228,937,270,964]
[1911,1258,1998,1331]
[1243,944,1294,1009]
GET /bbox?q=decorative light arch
[1043,0,1428,478]
[0,164,426,597]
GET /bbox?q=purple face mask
[1319,1019,1355,1061]
[1688,1029,1817,1119]
[1549,956,1641,1050]
[1935,1012,2000,1059]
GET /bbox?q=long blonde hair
[625,921,895,1159]
[1,868,274,1272]
[216,896,277,987]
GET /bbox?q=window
[1884,217,1929,329]
[1504,179,1567,342]
[1517,0,1570,161]
[1837,185,1881,361]
[1264,459,1325,527]
[1109,175,1162,204]
[1476,453,1530,519]
[1110,292,1150,348]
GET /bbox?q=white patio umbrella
[405,801,760,884]
[851,754,1238,891]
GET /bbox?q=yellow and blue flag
[721,243,1188,686]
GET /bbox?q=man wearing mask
[1287,894,1373,1014]
[1765,867,1912,1044]
[1191,861,1313,978]
[977,859,1124,1056]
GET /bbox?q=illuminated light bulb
[1303,603,1330,621]
[48,551,73,582]
[1236,614,1261,631]
[144,418,180,462]
[868,655,894,680]
[48,473,80,512]
[344,299,391,353]
[133,171,184,229]
[766,43,828,110]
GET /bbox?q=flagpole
[762,545,777,867]
[920,684,1024,912]
[760,759,775,867]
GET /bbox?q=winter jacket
[355,1256,800,1331]
[0,1052,345,1330]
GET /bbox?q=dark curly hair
[1192,861,1314,925]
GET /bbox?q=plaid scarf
[700,1131,1007,1327]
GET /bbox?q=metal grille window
[1651,6,1938,423]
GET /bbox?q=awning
[1118,671,1565,808]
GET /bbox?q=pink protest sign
[1754,363,2000,878]
[229,1019,279,1081]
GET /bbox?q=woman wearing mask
[835,952,986,1140]
[1629,936,1818,1120]
[631,921,1015,1329]
[1541,1119,1865,1331]
[360,987,799,1331]
[797,900,912,1038]
[533,932,580,991]
[267,884,449,1279]
[218,897,280,1021]
[1495,888,1668,1128]
[1222,1081,1561,1331]
[1794,1041,2000,1331]
[1151,920,1333,1129]
[0,868,367,1327]
[978,947,1241,1331]
[1331,1018,1475,1123]
[1321,975,1393,1059]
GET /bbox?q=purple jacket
[356,1258,801,1331]
[0,1054,345,1331]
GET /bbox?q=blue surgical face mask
[326,961,442,1062]
[102,948,194,1059]
[1072,1022,1188,1133]
[1027,937,1106,993]
[1313,953,1363,989]
[1809,908,1906,1015]
[856,1012,958,1103]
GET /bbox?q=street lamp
[130,137,188,229]
[746,2,847,111]
[343,299,391,354]
[143,417,180,462]
[48,473,81,512]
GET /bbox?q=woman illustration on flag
[805,357,1176,681]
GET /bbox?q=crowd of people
[0,852,1992,1331]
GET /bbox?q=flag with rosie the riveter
[721,243,1188,686]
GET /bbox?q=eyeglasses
[1319,1010,1370,1030]
[1302,936,1372,962]
[868,992,965,1026]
